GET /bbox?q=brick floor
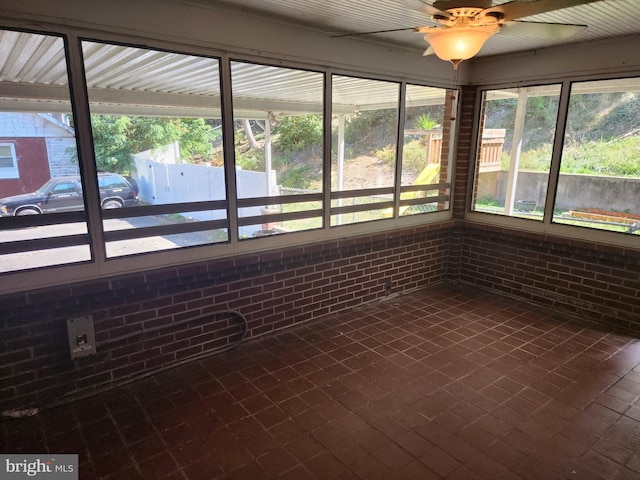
[3,284,640,479]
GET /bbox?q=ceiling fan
[336,0,601,69]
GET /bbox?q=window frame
[80,38,231,258]
[0,25,456,294]
[466,75,640,250]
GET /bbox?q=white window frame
[0,143,19,179]
[466,76,640,251]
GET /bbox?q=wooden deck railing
[404,128,505,172]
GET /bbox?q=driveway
[0,215,221,273]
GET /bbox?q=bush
[274,115,322,153]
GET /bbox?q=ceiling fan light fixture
[423,24,499,68]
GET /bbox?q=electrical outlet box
[66,315,96,359]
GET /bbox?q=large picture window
[82,41,228,257]
[0,30,90,273]
[0,25,457,285]
[471,85,561,220]
[331,75,400,226]
[400,85,452,217]
[553,78,640,235]
[231,62,324,238]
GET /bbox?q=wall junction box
[66,315,96,359]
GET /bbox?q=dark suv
[0,173,138,216]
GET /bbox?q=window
[0,30,90,273]
[0,25,457,285]
[82,41,227,257]
[231,62,324,238]
[400,85,452,216]
[331,75,400,226]
[553,78,640,235]
[471,85,561,220]
[0,144,18,179]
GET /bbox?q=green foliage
[475,195,503,207]
[484,95,559,151]
[344,109,398,149]
[274,115,322,153]
[560,136,640,176]
[375,139,429,173]
[500,136,640,177]
[374,144,396,164]
[566,92,640,142]
[90,115,220,173]
[414,114,440,131]
[234,150,265,172]
[401,140,431,172]
[277,164,312,189]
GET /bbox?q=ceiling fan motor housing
[433,0,493,10]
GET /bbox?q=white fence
[132,146,272,236]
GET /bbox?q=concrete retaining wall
[477,170,640,213]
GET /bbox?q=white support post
[265,114,273,197]
[337,114,345,225]
[504,87,528,215]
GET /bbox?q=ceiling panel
[177,0,640,58]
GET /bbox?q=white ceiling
[1,0,639,118]
[177,0,640,58]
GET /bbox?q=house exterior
[0,112,78,197]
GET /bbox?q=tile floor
[3,285,640,479]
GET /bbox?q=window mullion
[394,82,407,219]
[65,33,106,263]
[220,55,240,244]
[323,72,333,231]
[544,80,571,226]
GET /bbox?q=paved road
[0,214,219,273]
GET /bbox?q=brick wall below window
[1,221,638,412]
[0,223,452,411]
[455,222,640,334]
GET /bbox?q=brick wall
[455,222,640,334]
[0,223,452,411]
[0,137,50,197]
[2,82,638,413]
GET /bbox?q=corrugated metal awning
[0,32,447,118]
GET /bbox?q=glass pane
[231,62,324,238]
[401,85,452,216]
[331,75,399,226]
[0,30,91,273]
[82,41,228,257]
[472,85,561,220]
[553,78,640,235]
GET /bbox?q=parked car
[0,173,138,216]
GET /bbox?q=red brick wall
[455,222,640,334]
[0,138,51,197]
[451,86,476,220]
[1,84,638,413]
[0,223,452,411]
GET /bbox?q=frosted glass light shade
[423,25,498,62]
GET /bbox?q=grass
[474,202,639,234]
[505,136,640,177]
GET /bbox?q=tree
[89,115,219,173]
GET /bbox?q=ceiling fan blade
[486,0,603,22]
[330,27,419,38]
[404,0,451,18]
[501,20,587,40]
[422,46,435,56]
